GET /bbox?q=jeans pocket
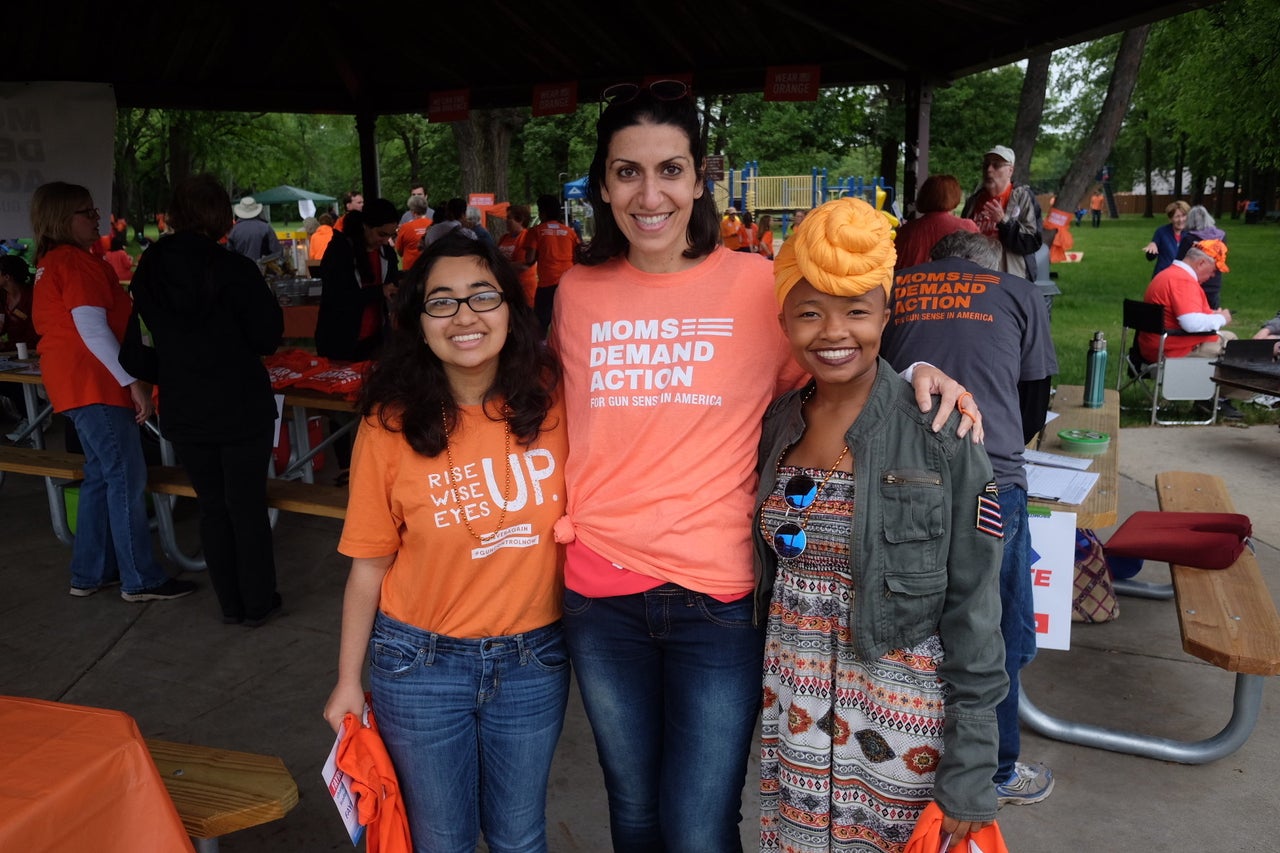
[695,593,756,629]
[562,588,594,617]
[526,628,571,673]
[368,635,424,678]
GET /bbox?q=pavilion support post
[902,75,934,217]
[356,111,381,200]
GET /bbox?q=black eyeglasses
[600,80,690,114]
[770,474,820,559]
[421,290,505,318]
[74,207,101,219]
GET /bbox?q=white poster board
[1027,509,1076,650]
[0,82,117,238]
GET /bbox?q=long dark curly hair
[359,231,560,456]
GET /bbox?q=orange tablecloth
[0,696,195,852]
[282,304,319,339]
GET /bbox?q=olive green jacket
[752,359,1007,822]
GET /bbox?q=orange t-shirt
[498,229,539,306]
[104,249,133,281]
[309,224,334,262]
[531,221,579,288]
[32,244,134,412]
[550,248,807,596]
[720,215,746,250]
[394,216,432,271]
[339,397,569,638]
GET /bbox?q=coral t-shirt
[550,248,807,596]
[1139,261,1219,362]
[32,244,134,412]
[339,397,569,638]
[394,217,432,271]
[532,221,578,288]
[498,229,539,307]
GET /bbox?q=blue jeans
[368,611,570,853]
[63,403,170,594]
[562,584,765,853]
[995,485,1036,783]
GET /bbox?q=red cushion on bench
[1104,511,1252,570]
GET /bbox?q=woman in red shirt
[30,181,195,601]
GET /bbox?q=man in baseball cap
[960,144,1043,282]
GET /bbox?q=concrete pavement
[1,418,1278,851]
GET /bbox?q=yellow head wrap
[774,197,897,305]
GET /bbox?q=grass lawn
[1046,215,1278,426]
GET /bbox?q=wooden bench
[0,445,84,479]
[147,465,348,520]
[1019,470,1280,763]
[1155,471,1280,676]
[146,739,299,853]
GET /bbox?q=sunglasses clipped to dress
[767,446,849,560]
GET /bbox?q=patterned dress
[759,466,947,853]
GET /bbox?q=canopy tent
[564,177,589,200]
[248,186,337,205]
[240,186,338,226]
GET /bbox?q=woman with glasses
[323,231,569,852]
[755,198,1005,853]
[549,83,981,852]
[29,182,196,601]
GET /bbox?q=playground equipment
[716,162,895,235]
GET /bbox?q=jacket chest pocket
[880,468,945,543]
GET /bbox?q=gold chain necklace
[759,443,850,546]
[441,402,512,542]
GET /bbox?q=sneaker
[995,761,1055,806]
[1217,400,1244,421]
[5,418,30,441]
[69,578,122,597]
[121,578,197,602]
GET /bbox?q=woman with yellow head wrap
[756,198,1006,852]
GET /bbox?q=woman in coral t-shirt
[548,84,981,851]
[30,182,193,602]
[323,232,569,851]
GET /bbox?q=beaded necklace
[441,402,512,542]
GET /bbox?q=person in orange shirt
[393,194,432,271]
[550,82,981,851]
[757,213,776,260]
[526,194,578,333]
[334,190,363,232]
[324,231,569,852]
[29,181,195,602]
[1090,189,1106,228]
[307,213,335,266]
[719,205,748,251]
[102,232,134,282]
[498,203,539,306]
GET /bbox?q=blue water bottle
[1084,331,1107,408]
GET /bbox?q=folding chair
[1116,298,1220,425]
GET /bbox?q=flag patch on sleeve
[976,481,1003,538]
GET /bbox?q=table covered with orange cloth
[0,695,195,852]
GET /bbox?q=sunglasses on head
[599,79,690,115]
